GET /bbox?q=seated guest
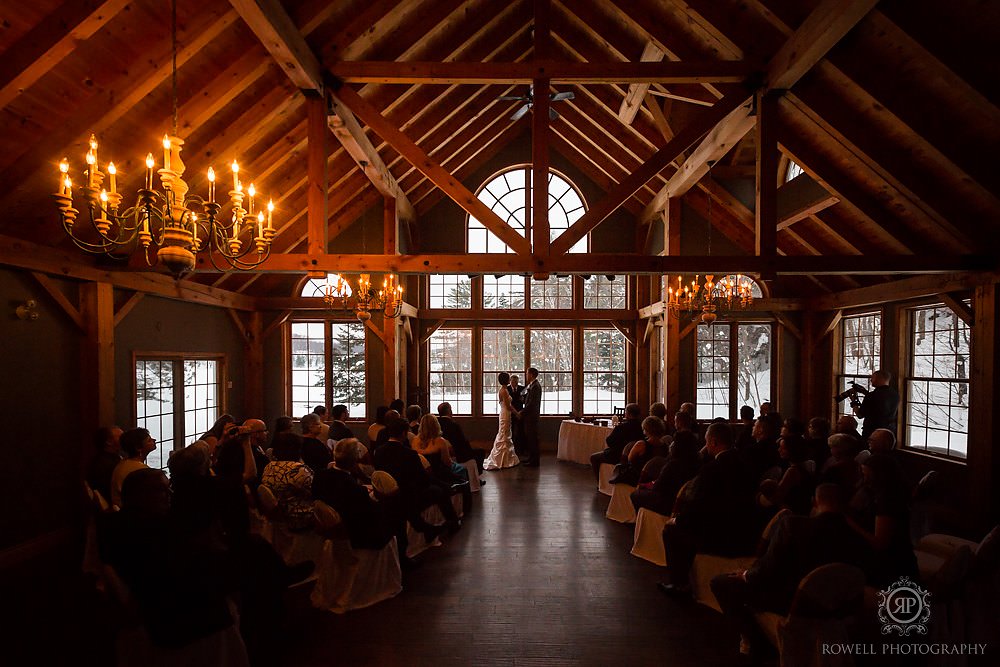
[780,417,805,439]
[759,401,772,417]
[170,441,247,543]
[260,433,314,531]
[835,415,864,452]
[87,425,123,504]
[200,414,235,450]
[743,417,780,481]
[373,409,415,450]
[214,423,261,486]
[848,454,917,585]
[710,484,874,661]
[101,468,240,651]
[630,430,701,515]
[406,404,423,435]
[649,402,669,424]
[867,428,896,457]
[110,427,157,509]
[611,416,669,486]
[819,433,863,496]
[328,404,353,442]
[590,402,645,480]
[758,435,816,515]
[735,406,755,451]
[269,416,294,454]
[805,417,831,467]
[368,406,389,445]
[300,412,333,472]
[243,418,272,485]
[313,405,330,441]
[312,439,393,551]
[374,416,460,537]
[679,402,697,419]
[438,402,486,473]
[413,414,467,481]
[659,422,758,597]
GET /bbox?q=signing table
[557,419,612,465]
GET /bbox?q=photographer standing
[854,370,899,438]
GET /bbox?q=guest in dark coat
[313,438,393,550]
[711,483,874,658]
[630,430,701,515]
[590,403,645,480]
[743,417,780,481]
[438,402,486,472]
[659,422,758,595]
[300,412,332,472]
[87,426,123,504]
[328,404,354,442]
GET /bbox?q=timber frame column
[307,93,328,256]
[969,282,999,520]
[635,276,651,408]
[244,312,264,418]
[80,282,114,469]
[383,196,400,403]
[662,199,682,413]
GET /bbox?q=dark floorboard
[280,455,739,667]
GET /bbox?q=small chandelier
[322,273,404,322]
[666,274,755,325]
[51,0,277,277]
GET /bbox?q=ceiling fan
[499,85,575,121]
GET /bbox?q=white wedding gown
[483,388,520,470]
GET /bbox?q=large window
[696,322,773,420]
[583,329,626,414]
[483,275,525,309]
[482,329,526,415]
[905,304,970,459]
[583,275,626,309]
[429,328,473,414]
[531,329,574,415]
[838,312,882,418]
[136,356,222,470]
[468,167,587,253]
[429,274,472,309]
[290,321,366,419]
[530,276,573,309]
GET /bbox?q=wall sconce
[16,300,38,321]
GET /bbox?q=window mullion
[173,359,185,454]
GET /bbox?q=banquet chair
[630,508,671,566]
[255,484,323,566]
[605,482,637,523]
[309,500,402,614]
[597,463,615,496]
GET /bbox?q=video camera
[834,380,869,410]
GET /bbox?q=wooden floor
[281,455,738,666]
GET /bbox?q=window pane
[583,275,626,309]
[583,329,627,415]
[737,324,771,414]
[330,322,366,419]
[429,275,472,309]
[530,329,573,415]
[429,329,474,414]
[905,304,970,459]
[697,325,731,420]
[530,276,572,309]
[291,322,326,418]
[483,275,526,309]
[482,329,526,414]
[182,359,217,447]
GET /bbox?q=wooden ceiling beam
[551,90,749,255]
[618,42,665,125]
[811,272,1000,312]
[227,0,324,92]
[776,173,839,231]
[532,0,552,261]
[764,0,879,90]
[0,0,132,110]
[326,60,755,84]
[192,251,994,276]
[332,84,530,254]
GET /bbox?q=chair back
[789,563,866,618]
[371,470,399,496]
[913,470,939,501]
[313,500,343,533]
[614,406,625,417]
[83,481,111,513]
[257,484,279,517]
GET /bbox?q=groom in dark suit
[521,368,542,467]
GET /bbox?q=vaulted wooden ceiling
[0,0,996,299]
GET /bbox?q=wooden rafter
[618,43,665,125]
[531,0,551,261]
[938,292,975,328]
[776,173,839,230]
[325,60,754,84]
[228,0,324,91]
[332,84,531,255]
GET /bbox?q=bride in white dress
[484,372,520,470]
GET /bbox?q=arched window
[468,167,587,253]
[299,274,353,298]
[717,274,765,299]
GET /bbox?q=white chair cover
[605,482,637,523]
[463,460,482,492]
[310,536,402,614]
[630,508,670,566]
[598,463,615,496]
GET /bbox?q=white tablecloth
[557,420,612,464]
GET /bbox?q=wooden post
[383,196,400,403]
[800,310,817,420]
[663,200,681,413]
[635,276,651,409]
[968,282,999,520]
[80,282,115,470]
[244,311,264,418]
[755,91,779,272]
[307,93,328,256]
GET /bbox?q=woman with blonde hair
[413,413,471,512]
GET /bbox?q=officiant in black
[508,374,526,457]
